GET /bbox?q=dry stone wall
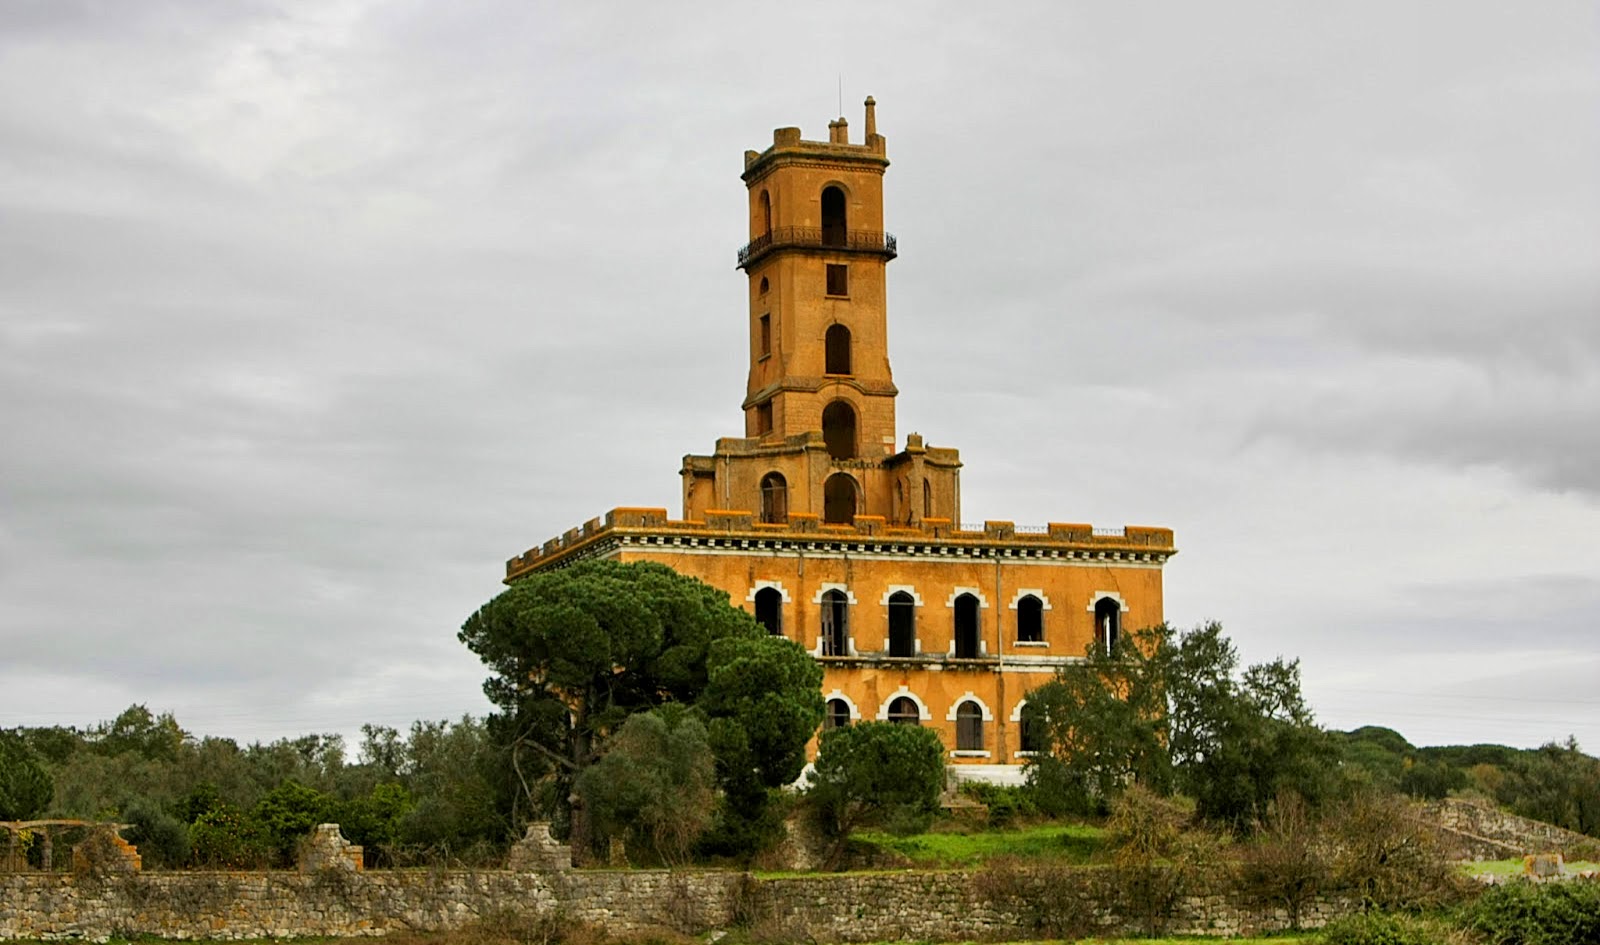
[1422,797,1600,861]
[2,866,1362,942]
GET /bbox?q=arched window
[754,586,783,636]
[825,323,852,375]
[821,589,849,656]
[759,190,771,235]
[1017,595,1043,643]
[953,593,981,659]
[956,700,984,751]
[822,401,856,459]
[760,472,787,524]
[1095,596,1121,654]
[887,696,920,725]
[888,591,916,657]
[923,479,932,518]
[758,276,769,294]
[821,186,846,246]
[823,472,857,524]
[1019,702,1045,754]
[824,698,852,730]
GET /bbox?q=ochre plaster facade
[507,101,1176,781]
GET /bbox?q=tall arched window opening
[753,587,783,636]
[760,472,787,524]
[1017,595,1043,643]
[820,589,850,656]
[1095,597,1121,654]
[759,190,772,235]
[825,323,852,375]
[888,591,916,657]
[823,473,857,524]
[821,186,846,246]
[923,479,932,518]
[956,701,984,751]
[824,698,852,730]
[953,593,981,659]
[822,401,856,459]
[887,696,920,725]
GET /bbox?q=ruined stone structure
[507,100,1176,781]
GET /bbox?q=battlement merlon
[505,507,1177,582]
[743,97,888,180]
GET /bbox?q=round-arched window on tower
[824,698,852,730]
[760,190,772,236]
[760,472,788,523]
[822,401,856,459]
[821,186,846,246]
[825,323,852,375]
[887,696,920,725]
[823,472,857,525]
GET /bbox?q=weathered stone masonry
[3,867,1356,942]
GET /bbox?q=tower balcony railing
[736,227,897,269]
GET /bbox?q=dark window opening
[953,593,981,659]
[826,263,849,297]
[1095,597,1121,654]
[759,313,771,356]
[887,696,920,725]
[758,276,769,294]
[821,588,849,656]
[1019,703,1045,753]
[825,323,851,374]
[824,698,851,730]
[821,186,846,246]
[754,586,782,635]
[1017,595,1043,643]
[823,472,857,524]
[755,401,772,435]
[888,591,916,657]
[759,471,787,523]
[923,479,932,518]
[956,701,984,751]
[822,401,856,459]
[760,190,772,235]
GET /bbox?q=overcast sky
[3,1,1597,755]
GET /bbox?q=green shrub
[960,781,1039,827]
[122,800,189,869]
[1319,911,1452,945]
[1461,880,1600,945]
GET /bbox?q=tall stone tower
[681,98,961,529]
[507,100,1176,783]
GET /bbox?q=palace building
[506,99,1176,783]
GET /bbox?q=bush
[1461,880,1600,945]
[960,781,1039,828]
[123,801,190,869]
[1320,911,1460,945]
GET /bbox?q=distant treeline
[0,706,509,868]
[2,705,1598,871]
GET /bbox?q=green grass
[852,822,1106,867]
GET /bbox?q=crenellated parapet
[505,507,1175,581]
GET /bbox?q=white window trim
[1087,591,1129,612]
[824,689,862,721]
[879,584,924,606]
[1009,698,1031,722]
[814,583,858,605]
[876,686,931,721]
[1007,589,1051,610]
[946,692,995,722]
[746,580,792,603]
[1012,640,1048,648]
[944,586,990,608]
[951,750,991,758]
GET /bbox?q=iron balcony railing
[737,227,897,269]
